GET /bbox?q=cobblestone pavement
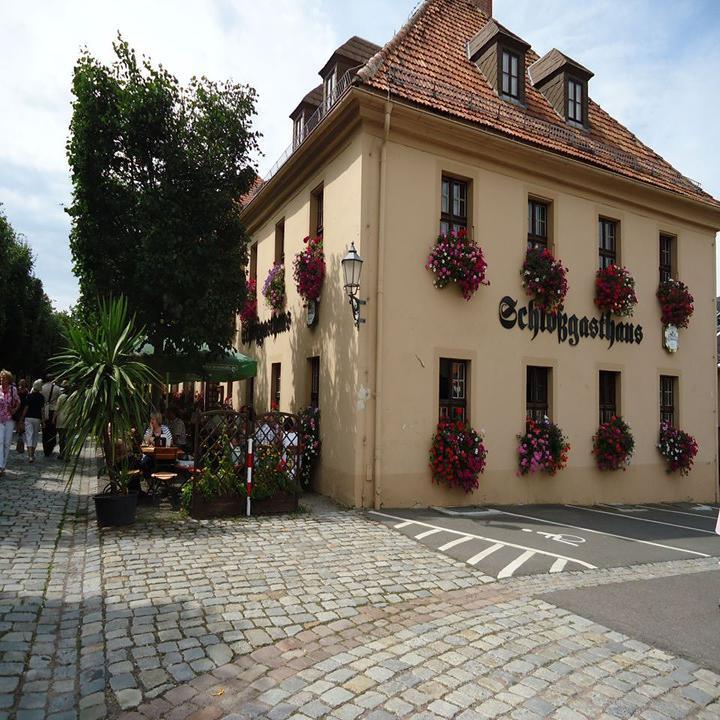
[1,449,720,719]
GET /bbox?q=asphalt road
[369,502,720,579]
[543,570,720,674]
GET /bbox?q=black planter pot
[93,492,138,527]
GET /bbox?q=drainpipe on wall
[373,100,393,510]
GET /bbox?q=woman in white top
[143,411,173,447]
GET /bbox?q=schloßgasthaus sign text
[499,296,643,348]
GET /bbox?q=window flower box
[594,264,637,317]
[521,246,568,314]
[240,277,258,327]
[429,420,487,493]
[293,235,325,302]
[658,422,698,476]
[517,417,570,476]
[657,279,694,329]
[263,263,286,311]
[426,228,489,301]
[592,416,634,471]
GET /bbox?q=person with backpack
[0,370,20,475]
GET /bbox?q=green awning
[137,344,256,383]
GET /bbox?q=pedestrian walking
[41,379,61,457]
[0,370,20,475]
[55,385,68,460]
[13,378,28,453]
[22,380,45,463]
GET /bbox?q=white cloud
[1,0,719,309]
[0,0,337,309]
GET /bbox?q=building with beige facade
[238,0,720,509]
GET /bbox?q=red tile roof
[357,0,718,208]
[239,175,264,207]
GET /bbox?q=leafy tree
[51,296,159,490]
[66,36,260,353]
[0,207,64,377]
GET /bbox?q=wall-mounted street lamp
[342,242,365,328]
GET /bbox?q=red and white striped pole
[246,437,253,517]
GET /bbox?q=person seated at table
[143,411,173,447]
[141,412,173,479]
[166,407,186,449]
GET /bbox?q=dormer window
[567,77,583,124]
[323,68,337,108]
[501,50,520,99]
[529,49,593,129]
[293,115,305,148]
[467,20,530,105]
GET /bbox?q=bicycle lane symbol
[521,528,586,547]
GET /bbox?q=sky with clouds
[1,0,719,310]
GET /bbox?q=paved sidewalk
[1,449,719,719]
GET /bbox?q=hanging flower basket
[425,228,489,301]
[592,416,634,471]
[293,235,326,302]
[657,279,694,329]
[594,265,637,317]
[262,263,286,312]
[517,417,570,476]
[521,247,569,314]
[429,420,487,493]
[658,422,698,476]
[240,277,258,327]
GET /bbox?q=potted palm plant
[52,296,159,526]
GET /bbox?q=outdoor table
[140,445,183,460]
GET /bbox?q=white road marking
[368,511,596,569]
[498,550,536,579]
[567,504,717,535]
[535,531,585,547]
[635,504,718,520]
[521,527,585,546]
[394,521,413,529]
[489,508,710,558]
[415,528,443,540]
[599,504,647,513]
[466,543,504,566]
[438,536,472,551]
[431,506,502,517]
[549,558,568,573]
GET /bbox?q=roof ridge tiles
[351,0,718,208]
[357,0,437,84]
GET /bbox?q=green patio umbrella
[136,343,257,383]
[200,348,257,381]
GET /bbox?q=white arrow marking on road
[438,536,472,551]
[549,558,568,573]
[498,550,536,578]
[466,543,504,565]
[567,504,717,535]
[415,528,443,540]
